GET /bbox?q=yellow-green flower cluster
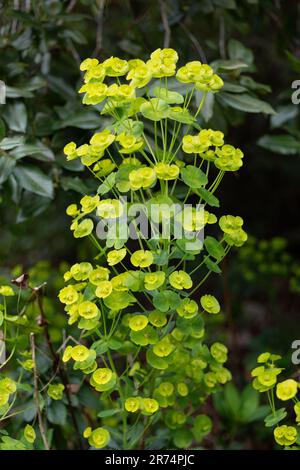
[219,215,247,247]
[182,129,243,171]
[125,396,159,415]
[176,61,223,92]
[62,345,97,374]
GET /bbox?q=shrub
[0,48,248,450]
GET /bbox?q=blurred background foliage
[0,0,300,449]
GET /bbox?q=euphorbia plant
[0,48,248,450]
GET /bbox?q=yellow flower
[95,280,113,299]
[88,427,110,449]
[63,141,77,160]
[157,382,174,397]
[70,262,93,281]
[148,311,167,327]
[78,301,99,319]
[0,378,17,394]
[116,133,144,154]
[276,379,298,401]
[177,383,188,397]
[83,427,92,438]
[0,391,9,406]
[80,58,99,71]
[176,298,198,318]
[200,295,220,314]
[58,285,79,305]
[144,271,165,290]
[129,315,148,331]
[169,270,193,290]
[153,337,174,357]
[103,57,128,77]
[80,195,100,213]
[154,163,179,180]
[107,248,127,266]
[129,167,157,190]
[89,267,109,285]
[47,383,65,400]
[0,285,14,296]
[126,62,152,88]
[90,130,115,150]
[141,398,159,414]
[71,345,90,362]
[125,397,140,412]
[274,425,297,446]
[130,250,153,268]
[24,424,36,444]
[62,345,73,363]
[92,368,113,385]
[66,204,78,217]
[97,199,123,219]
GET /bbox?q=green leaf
[9,142,54,161]
[60,176,90,194]
[3,103,28,132]
[140,98,170,121]
[218,92,275,114]
[153,290,180,312]
[271,105,298,129]
[228,39,254,66]
[47,401,67,426]
[258,134,300,155]
[146,348,168,370]
[204,236,225,261]
[264,408,287,427]
[13,165,54,198]
[152,87,184,104]
[239,385,259,422]
[204,257,221,274]
[181,165,208,189]
[0,136,25,150]
[0,155,16,184]
[213,59,248,71]
[0,119,5,140]
[98,173,116,195]
[104,291,135,310]
[197,187,220,207]
[97,409,121,418]
[224,383,241,418]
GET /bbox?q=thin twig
[93,0,106,56]
[34,290,84,449]
[159,0,171,48]
[179,21,207,63]
[30,333,50,450]
[219,16,226,59]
